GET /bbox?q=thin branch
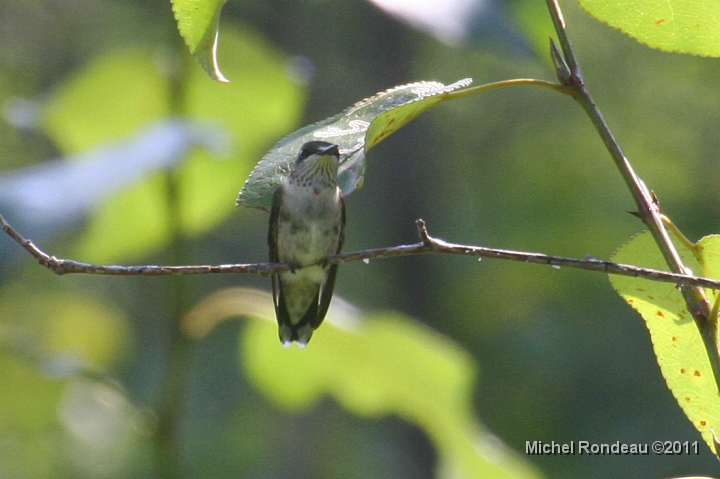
[4,214,720,290]
[544,0,720,390]
[0,213,274,276]
[546,0,697,287]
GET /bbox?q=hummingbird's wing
[268,187,282,315]
[338,193,346,251]
[268,187,282,263]
[315,194,346,326]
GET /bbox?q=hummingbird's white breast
[275,181,343,270]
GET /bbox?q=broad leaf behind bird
[268,141,345,346]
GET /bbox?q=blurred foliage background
[1,0,720,478]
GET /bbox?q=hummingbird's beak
[320,144,340,157]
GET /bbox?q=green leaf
[578,0,720,57]
[0,354,64,432]
[42,27,305,263]
[237,78,473,211]
[171,0,228,81]
[182,288,542,479]
[610,231,720,453]
[0,286,131,370]
[43,50,168,153]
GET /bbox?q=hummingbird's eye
[297,148,311,163]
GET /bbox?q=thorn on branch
[650,190,660,207]
[415,219,433,246]
[549,38,571,85]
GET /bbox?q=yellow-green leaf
[611,231,720,453]
[578,0,720,57]
[43,50,168,153]
[172,0,228,81]
[0,286,132,370]
[182,287,542,479]
[237,79,473,211]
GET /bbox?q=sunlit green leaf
[182,287,542,479]
[610,231,720,453]
[0,282,143,475]
[42,298,131,369]
[0,286,131,370]
[172,0,228,81]
[42,26,305,263]
[0,424,58,479]
[43,50,168,153]
[237,78,473,211]
[0,354,63,432]
[578,0,720,57]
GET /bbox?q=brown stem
[3,214,720,290]
[544,0,719,390]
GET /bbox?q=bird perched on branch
[268,141,345,346]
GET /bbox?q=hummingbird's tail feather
[316,263,339,327]
[276,280,322,347]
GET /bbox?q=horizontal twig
[2,214,720,289]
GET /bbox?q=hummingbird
[268,140,345,347]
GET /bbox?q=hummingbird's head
[288,141,340,188]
